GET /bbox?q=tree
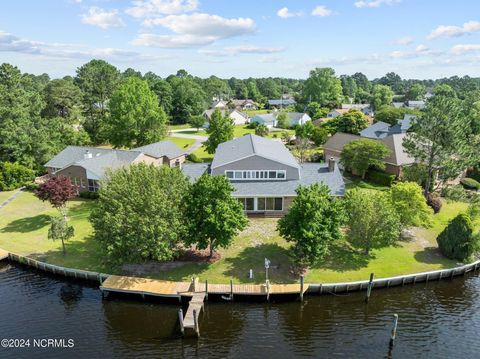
[344,189,401,255]
[90,164,190,263]
[48,216,74,255]
[377,72,404,93]
[189,115,206,132]
[295,121,315,139]
[184,174,247,257]
[303,68,343,107]
[374,106,420,125]
[42,78,83,122]
[205,75,230,100]
[330,109,369,134]
[34,176,77,218]
[255,123,269,137]
[0,162,35,191]
[372,84,394,110]
[437,213,477,261]
[277,184,345,268]
[306,102,328,119]
[276,112,291,129]
[311,127,329,146]
[169,77,207,124]
[403,86,467,195]
[341,138,390,179]
[107,77,167,148]
[390,182,432,227]
[352,72,370,92]
[75,59,120,144]
[340,75,358,99]
[405,83,426,101]
[150,78,173,114]
[205,109,234,153]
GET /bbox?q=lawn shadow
[224,243,294,284]
[316,241,372,272]
[414,246,453,266]
[1,214,51,233]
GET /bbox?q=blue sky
[1,0,480,79]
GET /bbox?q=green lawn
[191,145,214,162]
[168,124,191,131]
[165,136,196,150]
[245,109,270,117]
[0,190,15,203]
[0,191,474,284]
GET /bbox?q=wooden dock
[182,292,206,336]
[0,249,9,261]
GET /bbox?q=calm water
[1,261,480,359]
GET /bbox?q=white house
[250,112,311,128]
[202,109,249,125]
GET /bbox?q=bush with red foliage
[34,176,77,210]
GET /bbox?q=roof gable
[133,140,186,159]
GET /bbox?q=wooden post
[178,309,184,336]
[205,279,208,301]
[300,275,304,302]
[389,314,399,347]
[193,309,199,337]
[366,273,374,303]
[230,279,234,301]
[266,280,270,301]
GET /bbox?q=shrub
[187,153,202,163]
[441,185,468,202]
[427,193,442,214]
[0,162,35,191]
[246,121,259,129]
[24,182,39,191]
[79,191,99,199]
[467,166,480,182]
[436,213,477,261]
[366,170,396,187]
[460,177,480,190]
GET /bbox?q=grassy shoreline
[0,191,474,284]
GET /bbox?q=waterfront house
[44,140,187,193]
[210,100,228,109]
[229,99,258,111]
[182,134,345,216]
[323,115,415,177]
[250,112,311,128]
[202,108,249,125]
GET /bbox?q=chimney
[328,157,335,172]
[84,150,93,160]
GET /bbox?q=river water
[1,261,479,359]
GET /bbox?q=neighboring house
[202,109,249,125]
[323,116,415,177]
[182,134,345,216]
[326,108,350,118]
[392,102,405,109]
[405,100,426,109]
[250,112,311,128]
[210,100,228,109]
[229,99,257,111]
[341,104,373,116]
[45,141,187,193]
[267,98,296,109]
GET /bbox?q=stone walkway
[0,188,24,210]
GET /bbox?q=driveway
[169,129,208,154]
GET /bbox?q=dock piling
[230,279,234,301]
[366,273,374,303]
[205,279,208,301]
[266,280,270,301]
[389,314,399,347]
[193,309,199,337]
[300,275,304,302]
[178,309,185,336]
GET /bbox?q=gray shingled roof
[182,162,345,197]
[360,118,412,140]
[44,146,116,169]
[382,133,415,166]
[268,99,296,106]
[211,134,300,170]
[69,150,143,180]
[133,140,186,159]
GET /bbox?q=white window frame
[224,170,286,181]
[88,179,100,192]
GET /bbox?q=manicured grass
[0,191,474,284]
[0,190,15,203]
[165,136,196,150]
[174,129,207,136]
[0,191,110,272]
[168,124,191,131]
[245,109,270,117]
[191,145,214,162]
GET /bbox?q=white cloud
[311,5,332,17]
[126,0,198,18]
[450,44,480,55]
[258,56,280,63]
[81,7,126,29]
[427,21,480,40]
[0,30,167,62]
[133,13,256,48]
[394,36,414,46]
[354,0,400,9]
[277,7,303,19]
[199,45,285,56]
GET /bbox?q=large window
[88,179,100,192]
[225,170,286,181]
[238,197,254,211]
[257,197,283,211]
